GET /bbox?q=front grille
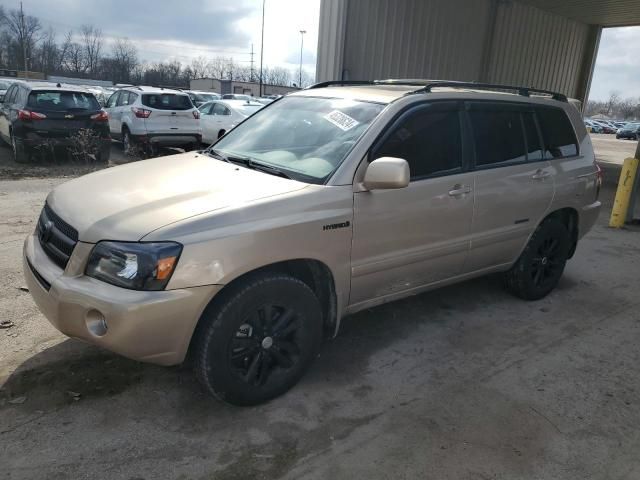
[37,203,78,270]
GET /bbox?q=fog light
[85,309,108,337]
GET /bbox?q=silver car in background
[198,99,263,143]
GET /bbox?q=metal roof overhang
[520,0,640,27]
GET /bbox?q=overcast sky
[18,0,320,77]
[14,1,640,100]
[589,27,640,102]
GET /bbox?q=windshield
[198,93,218,102]
[235,103,263,115]
[0,81,12,90]
[27,91,100,111]
[212,96,385,184]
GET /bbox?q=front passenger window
[374,105,462,180]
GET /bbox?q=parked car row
[584,117,640,139]
[0,80,271,163]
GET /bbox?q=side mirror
[363,157,410,190]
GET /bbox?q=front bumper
[23,234,221,365]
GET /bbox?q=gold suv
[23,80,602,405]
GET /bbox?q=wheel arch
[545,207,579,258]
[187,258,338,360]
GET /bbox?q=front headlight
[86,241,182,291]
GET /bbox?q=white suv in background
[104,86,202,154]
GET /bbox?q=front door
[464,103,555,272]
[350,102,474,307]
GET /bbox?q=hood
[47,152,308,243]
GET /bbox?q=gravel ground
[1,137,640,480]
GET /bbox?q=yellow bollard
[610,158,640,228]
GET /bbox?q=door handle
[448,184,472,197]
[532,169,551,180]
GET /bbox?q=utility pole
[299,30,306,88]
[250,43,255,83]
[259,0,265,96]
[20,2,28,78]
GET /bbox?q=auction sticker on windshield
[324,110,359,131]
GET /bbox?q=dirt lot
[1,137,640,479]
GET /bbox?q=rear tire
[503,217,571,301]
[11,132,28,164]
[193,273,323,406]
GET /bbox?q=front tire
[193,273,323,406]
[503,217,571,301]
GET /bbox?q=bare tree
[605,91,621,116]
[189,56,209,79]
[263,66,291,86]
[61,31,86,74]
[80,25,102,75]
[34,27,59,74]
[110,38,138,83]
[4,7,42,72]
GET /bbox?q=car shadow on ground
[0,273,511,417]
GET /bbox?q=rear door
[198,102,216,143]
[350,102,475,306]
[141,93,198,134]
[0,85,17,141]
[465,102,555,272]
[211,102,234,134]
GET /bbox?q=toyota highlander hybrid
[23,80,602,405]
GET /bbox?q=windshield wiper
[204,149,232,163]
[245,161,292,179]
[205,149,292,179]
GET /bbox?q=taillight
[91,110,109,122]
[192,110,200,120]
[131,107,152,119]
[18,109,46,121]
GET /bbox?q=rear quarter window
[142,94,193,110]
[536,107,578,158]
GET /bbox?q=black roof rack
[306,80,375,89]
[306,79,567,102]
[415,81,568,102]
[306,79,447,89]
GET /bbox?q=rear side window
[522,112,543,161]
[374,104,462,180]
[212,103,231,116]
[469,108,526,167]
[536,107,578,158]
[142,94,192,110]
[5,85,17,104]
[106,92,119,108]
[27,91,100,111]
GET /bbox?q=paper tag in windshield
[324,110,359,131]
